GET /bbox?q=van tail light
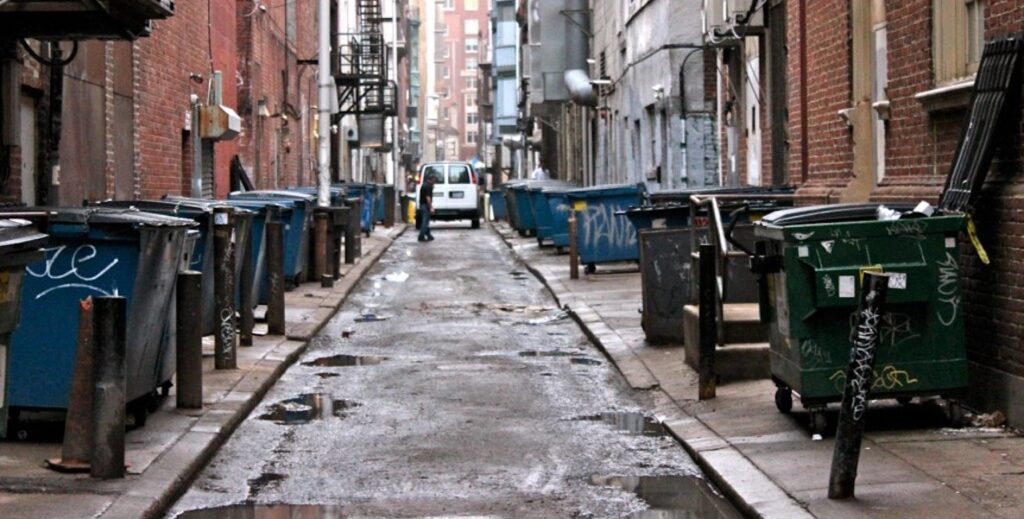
[470,170,478,184]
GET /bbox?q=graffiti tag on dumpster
[27,245,119,300]
[579,204,636,253]
[936,251,960,327]
[829,364,919,394]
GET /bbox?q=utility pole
[317,0,332,208]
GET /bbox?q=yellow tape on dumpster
[966,216,990,265]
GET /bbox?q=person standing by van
[418,175,436,242]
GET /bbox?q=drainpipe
[799,0,809,184]
[317,0,332,207]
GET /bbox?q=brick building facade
[3,0,320,205]
[783,0,1024,424]
[435,0,490,162]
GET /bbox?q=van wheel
[471,218,480,229]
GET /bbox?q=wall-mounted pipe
[564,69,596,107]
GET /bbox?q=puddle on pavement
[570,357,602,366]
[177,504,347,518]
[247,472,287,496]
[590,475,742,518]
[303,354,387,367]
[258,394,361,424]
[576,412,668,436]
[519,350,578,357]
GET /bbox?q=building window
[467,131,478,144]
[442,65,450,78]
[465,93,477,107]
[465,0,479,10]
[466,58,478,70]
[466,77,478,89]
[465,38,479,53]
[464,19,480,36]
[442,107,450,120]
[933,0,985,85]
[467,112,478,125]
[444,0,454,10]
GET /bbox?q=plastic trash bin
[752,204,968,431]
[334,182,376,235]
[229,190,314,286]
[567,183,646,273]
[0,219,47,439]
[506,182,537,236]
[4,207,195,429]
[487,189,507,221]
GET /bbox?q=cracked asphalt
[169,223,737,518]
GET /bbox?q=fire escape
[335,0,398,149]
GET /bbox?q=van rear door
[445,164,476,210]
[418,164,445,208]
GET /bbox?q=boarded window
[933,0,985,85]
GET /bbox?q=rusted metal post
[176,271,203,409]
[47,298,94,472]
[266,206,286,336]
[239,225,255,347]
[829,272,889,499]
[314,209,329,284]
[698,243,717,400]
[213,206,237,370]
[383,186,396,227]
[344,199,361,263]
[568,212,579,280]
[91,296,126,479]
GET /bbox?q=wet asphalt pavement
[169,223,738,518]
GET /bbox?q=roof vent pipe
[565,69,597,107]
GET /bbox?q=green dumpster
[753,205,968,432]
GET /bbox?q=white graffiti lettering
[580,204,636,254]
[936,251,960,327]
[27,245,119,300]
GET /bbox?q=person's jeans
[418,208,432,240]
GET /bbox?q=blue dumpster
[506,182,536,236]
[567,183,646,272]
[0,218,48,439]
[215,198,293,305]
[98,199,254,336]
[5,208,195,421]
[488,189,507,221]
[526,182,576,248]
[334,182,376,235]
[229,190,314,285]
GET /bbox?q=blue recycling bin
[285,186,348,207]
[488,190,507,221]
[567,183,646,271]
[334,182,376,234]
[5,207,195,417]
[229,190,314,285]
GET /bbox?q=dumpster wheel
[808,409,828,436]
[585,263,596,275]
[774,386,793,414]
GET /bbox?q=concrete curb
[101,225,407,519]
[491,222,812,519]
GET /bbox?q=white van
[415,162,481,229]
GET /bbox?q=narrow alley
[169,224,739,518]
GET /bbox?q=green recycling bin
[753,204,968,431]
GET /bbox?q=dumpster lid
[759,203,916,226]
[230,190,317,202]
[566,182,646,197]
[0,218,48,252]
[103,198,253,216]
[620,203,691,216]
[0,206,199,227]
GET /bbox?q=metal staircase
[335,0,397,119]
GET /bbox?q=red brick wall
[787,0,1024,387]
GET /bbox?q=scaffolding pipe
[317,0,332,208]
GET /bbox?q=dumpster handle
[725,205,755,256]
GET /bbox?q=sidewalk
[0,225,406,519]
[495,222,1024,519]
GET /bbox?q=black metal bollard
[828,272,890,499]
[91,296,126,479]
[213,206,237,370]
[698,243,717,400]
[239,219,255,347]
[176,271,203,409]
[569,213,579,280]
[266,205,286,336]
[314,209,329,285]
